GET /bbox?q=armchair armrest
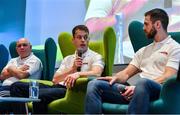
[20,79,53,86]
[157,76,180,113]
[48,76,96,114]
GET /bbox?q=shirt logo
[159,51,168,55]
[83,62,88,65]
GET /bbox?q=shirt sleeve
[92,53,105,69]
[3,58,16,69]
[130,47,145,69]
[26,58,42,76]
[166,46,180,70]
[56,56,74,74]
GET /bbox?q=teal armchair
[0,44,9,73]
[9,38,57,80]
[102,20,180,114]
[48,27,116,113]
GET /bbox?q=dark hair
[145,8,169,31]
[72,25,89,37]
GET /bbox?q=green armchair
[9,37,57,80]
[47,27,116,113]
[102,20,180,114]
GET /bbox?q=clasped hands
[0,65,29,80]
[8,65,29,72]
[97,75,135,101]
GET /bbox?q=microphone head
[77,48,84,57]
[77,48,84,72]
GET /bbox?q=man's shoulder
[87,49,102,56]
[29,53,42,63]
[164,37,180,51]
[10,57,19,61]
[63,54,75,60]
[169,38,180,47]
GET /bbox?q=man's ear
[156,20,161,29]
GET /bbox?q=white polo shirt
[130,36,180,80]
[2,53,43,86]
[56,48,104,76]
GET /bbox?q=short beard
[147,27,157,39]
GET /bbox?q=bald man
[0,38,42,96]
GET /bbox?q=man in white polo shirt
[85,8,180,114]
[0,38,42,113]
[0,38,42,96]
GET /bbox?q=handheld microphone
[77,48,84,72]
[117,84,126,93]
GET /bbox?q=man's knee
[10,82,29,96]
[136,78,150,87]
[87,80,103,91]
[135,78,151,94]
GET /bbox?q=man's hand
[64,72,80,88]
[97,74,128,85]
[0,74,3,80]
[72,56,83,71]
[97,76,119,85]
[97,76,112,82]
[52,77,61,85]
[97,76,123,85]
[121,86,135,101]
[18,65,29,71]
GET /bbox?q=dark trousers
[10,81,66,114]
[0,86,25,114]
[0,86,11,113]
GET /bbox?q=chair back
[103,27,116,76]
[58,27,116,76]
[128,20,180,52]
[9,38,57,80]
[176,63,180,81]
[44,38,57,80]
[128,20,153,52]
[9,41,18,58]
[0,44,9,73]
[58,32,75,58]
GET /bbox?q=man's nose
[81,37,86,41]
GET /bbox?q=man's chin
[80,45,87,49]
[146,34,154,39]
[147,37,153,39]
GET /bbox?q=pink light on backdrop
[85,0,147,33]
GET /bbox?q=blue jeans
[85,79,129,114]
[128,78,161,114]
[85,78,161,114]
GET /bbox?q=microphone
[77,48,84,72]
[117,84,126,93]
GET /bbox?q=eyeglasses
[75,35,89,41]
[16,43,29,48]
